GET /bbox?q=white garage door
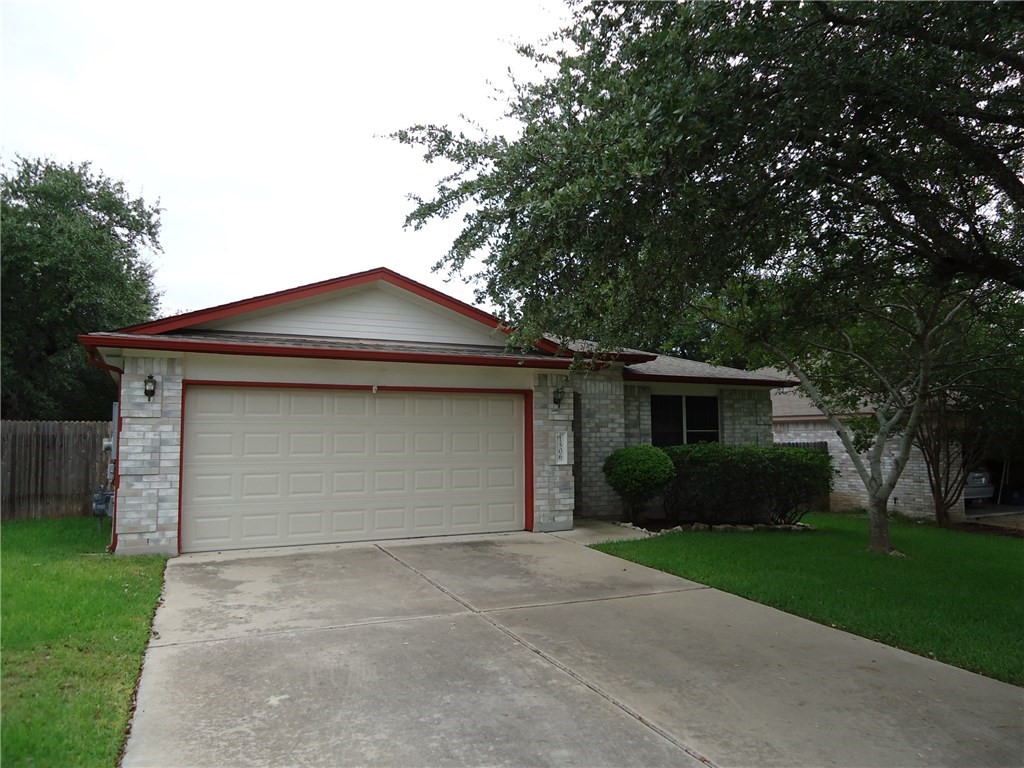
[181,386,526,552]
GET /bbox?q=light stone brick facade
[109,353,780,552]
[115,355,184,555]
[773,419,959,519]
[532,373,575,531]
[720,388,774,446]
[624,385,653,445]
[572,368,627,518]
[574,382,775,518]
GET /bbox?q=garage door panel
[289,433,326,456]
[334,433,367,454]
[488,502,518,524]
[243,433,281,456]
[374,433,407,454]
[243,392,282,415]
[242,473,280,498]
[374,398,407,417]
[451,433,481,453]
[192,433,236,459]
[241,513,279,540]
[182,388,525,552]
[413,432,445,453]
[413,396,445,417]
[288,392,328,416]
[333,472,366,493]
[373,470,407,493]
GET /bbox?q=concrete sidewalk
[123,528,1023,767]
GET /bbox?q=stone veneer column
[531,373,574,531]
[115,355,183,555]
[573,368,626,518]
[719,388,773,446]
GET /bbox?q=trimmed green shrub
[661,444,833,525]
[602,445,675,523]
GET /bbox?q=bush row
[603,443,833,526]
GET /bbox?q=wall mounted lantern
[144,375,157,401]
[552,386,565,407]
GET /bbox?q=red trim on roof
[80,333,576,370]
[113,267,564,355]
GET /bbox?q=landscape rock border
[616,521,816,537]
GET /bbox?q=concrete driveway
[123,527,1023,768]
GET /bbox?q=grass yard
[1,517,166,768]
[593,513,1024,686]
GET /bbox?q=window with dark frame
[684,395,719,443]
[650,394,719,447]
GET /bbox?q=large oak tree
[1,157,162,420]
[395,1,1023,552]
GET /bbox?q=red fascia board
[80,333,576,370]
[623,371,796,387]
[109,268,564,352]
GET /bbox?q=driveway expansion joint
[473,585,711,615]
[148,609,474,649]
[377,543,720,768]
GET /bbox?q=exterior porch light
[552,386,565,407]
[144,375,157,401]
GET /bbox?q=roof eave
[79,333,576,370]
[624,371,797,387]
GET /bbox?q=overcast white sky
[2,0,570,317]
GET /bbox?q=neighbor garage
[181,386,526,552]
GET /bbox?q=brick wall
[624,385,652,445]
[115,356,183,555]
[773,419,959,519]
[573,368,626,518]
[721,388,774,446]
[532,374,575,531]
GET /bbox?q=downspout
[83,343,124,553]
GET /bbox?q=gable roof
[115,267,529,340]
[80,267,787,386]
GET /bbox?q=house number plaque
[554,430,569,465]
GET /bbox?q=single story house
[772,387,946,518]
[81,267,791,556]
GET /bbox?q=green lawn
[593,513,1024,686]
[1,517,166,768]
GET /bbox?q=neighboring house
[80,267,791,556]
[772,387,954,519]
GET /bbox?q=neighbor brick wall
[773,419,958,519]
[532,374,575,531]
[115,356,183,555]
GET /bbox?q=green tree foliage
[719,272,1018,550]
[1,157,161,419]
[913,297,1024,526]
[396,1,1023,552]
[395,2,1022,347]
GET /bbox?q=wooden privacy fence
[1,421,113,520]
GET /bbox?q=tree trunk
[867,495,894,553]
